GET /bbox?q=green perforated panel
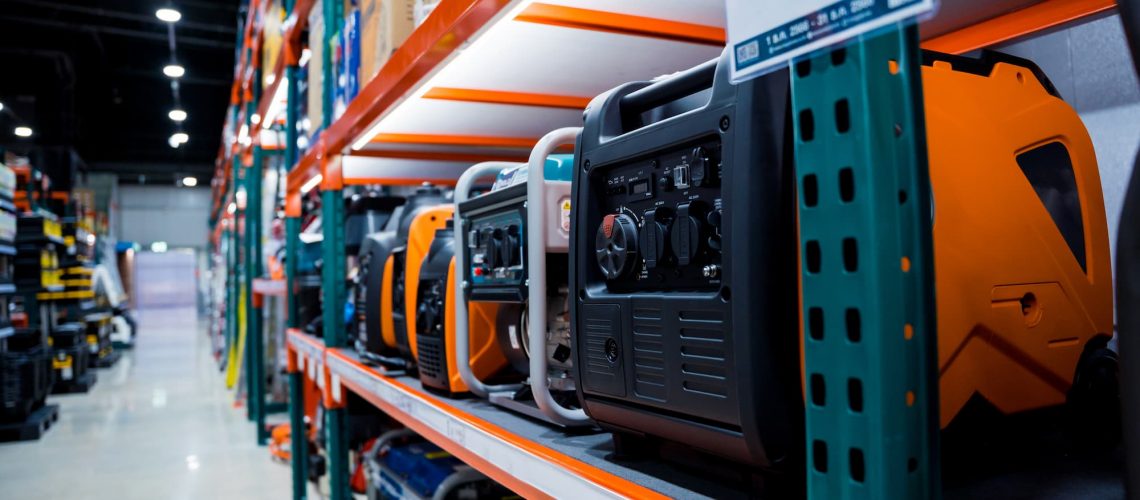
[792,25,940,500]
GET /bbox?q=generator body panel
[570,53,802,467]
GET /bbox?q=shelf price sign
[726,0,937,82]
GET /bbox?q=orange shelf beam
[422,87,591,109]
[352,149,530,163]
[923,0,1115,54]
[368,132,541,149]
[514,3,725,46]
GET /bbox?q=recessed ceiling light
[181,176,198,187]
[156,8,182,22]
[0,101,5,112]
[171,132,189,144]
[168,109,187,122]
[14,126,32,138]
[163,64,185,78]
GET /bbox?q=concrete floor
[0,306,305,499]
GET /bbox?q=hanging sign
[726,0,937,82]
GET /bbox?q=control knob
[595,214,638,280]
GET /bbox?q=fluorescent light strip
[300,174,323,194]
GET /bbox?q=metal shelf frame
[206,1,1127,499]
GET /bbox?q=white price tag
[331,374,342,403]
[316,363,325,388]
[726,0,936,82]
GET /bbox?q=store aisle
[0,306,298,499]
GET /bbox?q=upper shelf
[279,0,1115,196]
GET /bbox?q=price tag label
[331,374,342,403]
[726,0,936,82]
[395,393,413,416]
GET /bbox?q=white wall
[116,185,211,248]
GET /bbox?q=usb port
[674,165,690,190]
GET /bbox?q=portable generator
[919,51,1114,428]
[455,144,589,426]
[570,53,801,465]
[413,221,510,395]
[354,185,447,366]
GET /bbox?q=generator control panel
[593,137,723,292]
[460,184,529,303]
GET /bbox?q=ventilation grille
[632,307,665,401]
[678,309,728,398]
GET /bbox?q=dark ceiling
[0,0,241,184]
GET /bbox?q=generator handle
[528,128,592,426]
[454,161,526,398]
[619,57,717,118]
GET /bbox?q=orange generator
[379,206,453,366]
[413,221,512,394]
[922,51,1115,428]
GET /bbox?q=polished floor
[0,306,304,499]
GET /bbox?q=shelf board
[286,328,327,385]
[303,343,760,499]
[251,277,287,297]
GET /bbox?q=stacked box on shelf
[1,329,52,422]
[48,322,94,393]
[0,162,17,331]
[15,213,65,295]
[83,311,115,367]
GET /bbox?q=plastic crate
[1,345,52,421]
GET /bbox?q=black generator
[569,53,802,467]
[355,185,447,366]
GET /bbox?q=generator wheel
[1066,336,1121,450]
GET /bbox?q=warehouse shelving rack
[206,1,1129,499]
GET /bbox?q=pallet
[0,404,59,442]
[91,350,122,369]
[51,372,97,394]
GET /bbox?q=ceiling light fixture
[169,109,187,122]
[163,64,185,78]
[156,8,182,22]
[171,132,189,144]
[14,126,32,138]
[0,101,5,112]
[182,176,198,187]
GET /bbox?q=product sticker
[726,0,936,82]
[560,199,572,233]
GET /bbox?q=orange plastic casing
[379,206,454,360]
[923,58,1114,427]
[440,257,510,393]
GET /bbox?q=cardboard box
[261,0,285,86]
[307,7,324,130]
[359,0,416,85]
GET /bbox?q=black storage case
[1,330,53,421]
[570,52,802,468]
[50,323,89,385]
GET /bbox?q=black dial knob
[690,146,710,187]
[671,203,702,265]
[638,209,669,269]
[595,214,638,280]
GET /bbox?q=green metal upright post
[321,185,349,500]
[792,25,939,500]
[248,146,266,443]
[284,0,308,495]
[319,1,349,498]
